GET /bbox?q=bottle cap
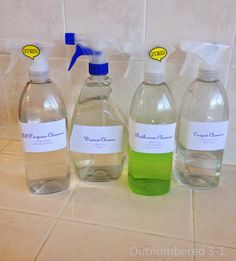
[28,51,49,81]
[89,63,108,75]
[198,68,219,81]
[144,57,166,84]
[143,46,174,84]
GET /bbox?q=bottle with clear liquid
[174,41,229,189]
[65,33,127,181]
[18,44,70,194]
[129,79,176,195]
[175,78,229,188]
[70,75,127,181]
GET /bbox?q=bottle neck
[88,75,110,82]
[80,75,112,102]
[29,71,50,83]
[86,75,112,89]
[197,69,219,82]
[144,72,165,85]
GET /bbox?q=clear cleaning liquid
[70,76,127,181]
[25,149,70,194]
[174,79,228,189]
[19,79,70,194]
[175,144,222,189]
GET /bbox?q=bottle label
[129,119,176,154]
[20,119,67,153]
[179,117,229,151]
[70,125,123,154]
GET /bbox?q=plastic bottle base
[128,174,170,195]
[174,171,220,190]
[76,165,122,182]
[27,174,70,194]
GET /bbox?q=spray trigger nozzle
[180,41,229,81]
[68,44,94,71]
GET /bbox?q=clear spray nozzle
[3,38,54,81]
[123,42,175,84]
[180,41,229,81]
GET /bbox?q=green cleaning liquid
[128,81,176,195]
[127,45,176,196]
[128,148,173,195]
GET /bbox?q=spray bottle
[124,43,176,195]
[6,39,70,194]
[65,33,127,181]
[175,41,229,189]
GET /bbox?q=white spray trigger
[180,41,229,81]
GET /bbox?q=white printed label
[129,119,176,154]
[70,125,123,154]
[179,117,229,151]
[20,119,67,153]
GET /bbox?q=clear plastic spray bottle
[125,44,176,195]
[174,41,229,189]
[65,33,127,181]
[6,40,70,194]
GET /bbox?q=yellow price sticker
[149,47,167,62]
[22,45,40,60]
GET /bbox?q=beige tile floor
[0,139,235,261]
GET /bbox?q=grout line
[192,189,196,261]
[0,139,23,156]
[0,139,13,152]
[34,216,60,261]
[0,151,23,156]
[0,206,61,219]
[0,207,58,219]
[144,0,148,41]
[58,178,80,218]
[225,32,236,90]
[58,217,194,244]
[2,206,235,252]
[0,204,59,260]
[223,163,236,167]
[221,179,236,185]
[62,0,68,32]
[34,178,80,260]
[194,240,236,250]
[0,175,79,220]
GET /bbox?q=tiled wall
[0,0,235,165]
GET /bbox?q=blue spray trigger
[68,44,93,71]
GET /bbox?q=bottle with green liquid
[128,45,176,195]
